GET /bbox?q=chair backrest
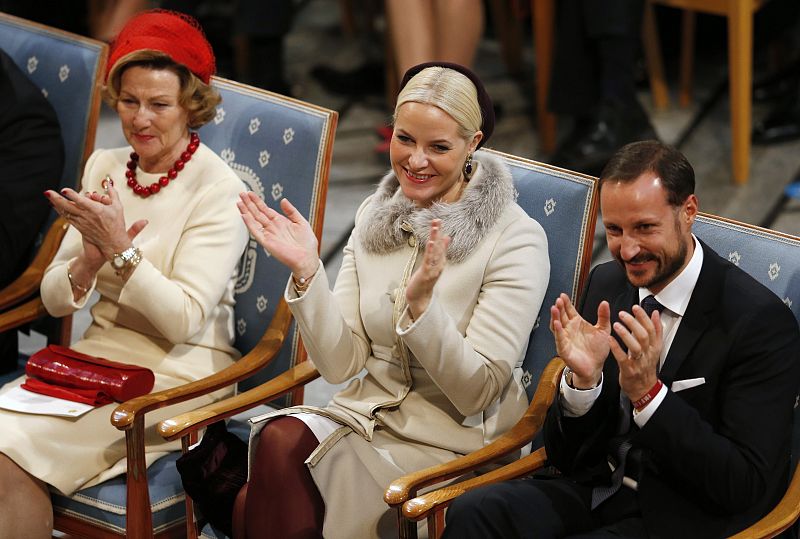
[693,213,800,471]
[482,149,598,400]
[0,12,106,191]
[198,77,337,405]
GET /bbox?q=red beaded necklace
[125,132,200,198]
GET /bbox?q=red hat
[107,9,215,84]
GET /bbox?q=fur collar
[357,150,516,263]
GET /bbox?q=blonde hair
[394,66,482,141]
[103,50,221,128]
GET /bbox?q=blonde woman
[237,62,550,538]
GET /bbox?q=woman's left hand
[405,219,450,320]
[46,184,148,260]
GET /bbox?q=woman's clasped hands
[45,183,147,291]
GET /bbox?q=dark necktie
[590,294,666,509]
[640,294,665,317]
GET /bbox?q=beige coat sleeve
[397,215,549,416]
[285,199,373,384]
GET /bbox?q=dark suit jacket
[0,48,64,368]
[544,240,800,538]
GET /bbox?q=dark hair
[599,140,695,207]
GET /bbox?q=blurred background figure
[162,0,295,95]
[87,0,150,42]
[385,0,484,83]
[0,48,64,374]
[547,0,657,176]
[370,0,484,152]
[752,61,800,145]
[313,0,486,153]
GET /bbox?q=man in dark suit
[0,48,64,373]
[443,140,800,538]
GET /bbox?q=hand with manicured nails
[237,192,320,280]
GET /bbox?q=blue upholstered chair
[0,12,106,317]
[692,215,800,539]
[158,148,600,539]
[403,212,800,539]
[0,75,336,538]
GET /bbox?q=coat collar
[357,150,516,263]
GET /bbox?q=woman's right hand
[238,192,319,279]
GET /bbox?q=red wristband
[631,379,663,410]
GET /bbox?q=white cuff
[632,383,668,426]
[559,368,603,417]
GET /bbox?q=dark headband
[399,62,494,149]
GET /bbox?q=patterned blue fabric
[198,78,335,402]
[484,150,598,401]
[693,215,800,473]
[51,453,186,535]
[0,14,105,190]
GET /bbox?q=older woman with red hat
[0,10,247,537]
[236,63,550,538]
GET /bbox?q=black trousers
[548,0,644,116]
[441,475,647,539]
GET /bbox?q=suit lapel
[659,242,722,385]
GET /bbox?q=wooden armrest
[403,446,548,521]
[0,296,48,333]
[0,218,68,311]
[111,299,293,430]
[384,357,565,507]
[728,461,800,538]
[158,360,320,440]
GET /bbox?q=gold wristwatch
[111,246,142,277]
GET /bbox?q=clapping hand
[46,184,147,270]
[237,192,319,279]
[549,294,611,388]
[405,219,450,320]
[609,305,662,402]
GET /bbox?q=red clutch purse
[22,344,155,406]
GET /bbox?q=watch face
[112,256,125,269]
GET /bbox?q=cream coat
[249,151,549,537]
[0,145,248,495]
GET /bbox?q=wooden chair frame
[641,0,770,185]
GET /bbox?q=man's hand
[610,305,663,401]
[550,293,611,388]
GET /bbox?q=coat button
[408,236,417,248]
